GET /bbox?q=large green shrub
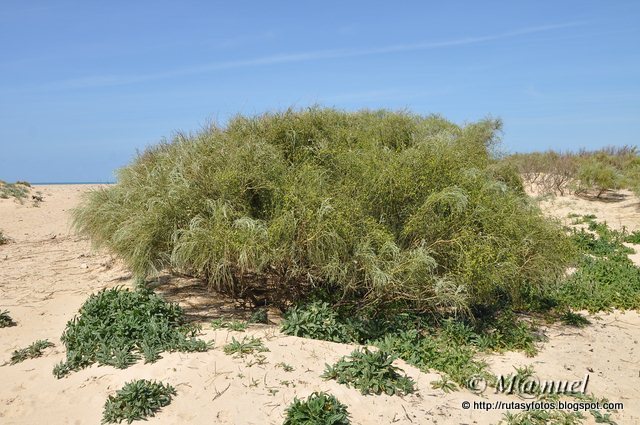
[73,108,574,314]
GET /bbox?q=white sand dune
[1,185,639,424]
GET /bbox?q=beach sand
[1,184,639,424]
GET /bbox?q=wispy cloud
[44,21,585,91]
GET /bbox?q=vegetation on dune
[0,310,16,327]
[0,181,31,201]
[506,145,640,197]
[322,348,415,396]
[283,392,351,425]
[102,379,176,424]
[554,215,640,312]
[53,287,209,378]
[0,230,9,245]
[73,108,574,316]
[9,339,54,364]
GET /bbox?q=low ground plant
[0,310,16,327]
[210,319,247,332]
[53,287,209,378]
[223,336,269,357]
[102,379,176,424]
[322,348,415,396]
[283,392,350,425]
[10,340,54,364]
[553,216,640,312]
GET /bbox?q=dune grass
[73,107,574,316]
[0,181,30,201]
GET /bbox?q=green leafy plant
[283,392,350,425]
[102,379,176,424]
[322,348,415,396]
[10,340,54,364]
[0,310,16,327]
[499,409,583,425]
[276,362,294,372]
[431,376,457,393]
[624,230,640,244]
[210,319,247,332]
[53,287,209,378]
[281,302,355,343]
[223,336,269,357]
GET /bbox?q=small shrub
[0,230,9,245]
[54,287,209,378]
[0,182,30,201]
[322,348,415,396]
[102,379,176,424]
[281,302,354,343]
[211,319,247,332]
[248,308,269,324]
[223,336,269,357]
[10,340,54,364]
[575,160,622,198]
[283,392,350,425]
[624,230,640,244]
[431,376,457,393]
[276,362,294,372]
[0,310,16,327]
[375,328,489,386]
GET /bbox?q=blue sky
[1,1,638,182]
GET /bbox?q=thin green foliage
[499,409,584,425]
[102,379,176,424]
[322,348,415,396]
[10,339,54,364]
[53,287,209,378]
[223,336,269,357]
[283,392,350,425]
[0,181,30,201]
[210,319,247,332]
[73,108,574,315]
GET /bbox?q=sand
[1,184,639,424]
